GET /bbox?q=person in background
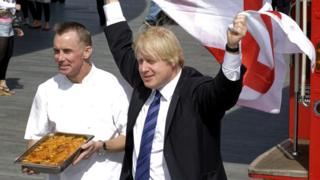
[23,21,131,180]
[103,0,247,179]
[144,0,161,26]
[144,0,175,26]
[31,0,50,30]
[18,0,36,26]
[0,0,24,96]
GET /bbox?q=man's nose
[140,63,148,73]
[56,51,64,61]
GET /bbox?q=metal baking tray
[14,132,94,174]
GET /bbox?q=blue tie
[135,90,161,180]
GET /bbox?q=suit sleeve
[104,22,142,88]
[193,65,245,121]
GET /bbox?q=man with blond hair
[104,0,247,179]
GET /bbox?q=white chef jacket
[24,64,131,180]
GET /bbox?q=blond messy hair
[133,26,184,67]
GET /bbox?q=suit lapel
[128,87,152,130]
[164,93,179,138]
[164,69,188,138]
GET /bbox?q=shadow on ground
[6,78,24,90]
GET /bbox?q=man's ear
[83,46,93,60]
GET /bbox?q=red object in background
[308,0,320,179]
[248,0,320,179]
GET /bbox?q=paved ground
[0,0,290,179]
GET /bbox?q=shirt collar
[63,63,95,84]
[81,63,95,83]
[157,69,182,101]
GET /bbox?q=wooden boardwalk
[0,0,289,179]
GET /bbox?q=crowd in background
[0,0,63,96]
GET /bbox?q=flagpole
[300,0,308,105]
[292,0,302,157]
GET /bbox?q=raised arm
[195,13,247,119]
[103,0,142,88]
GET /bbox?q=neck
[68,61,92,83]
[157,65,181,90]
[170,65,181,82]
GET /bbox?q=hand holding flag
[227,14,247,49]
[154,0,315,113]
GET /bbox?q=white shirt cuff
[104,2,126,26]
[222,52,242,81]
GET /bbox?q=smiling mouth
[143,75,153,81]
[59,65,69,70]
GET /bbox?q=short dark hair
[54,22,92,46]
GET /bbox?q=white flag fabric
[154,0,315,113]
